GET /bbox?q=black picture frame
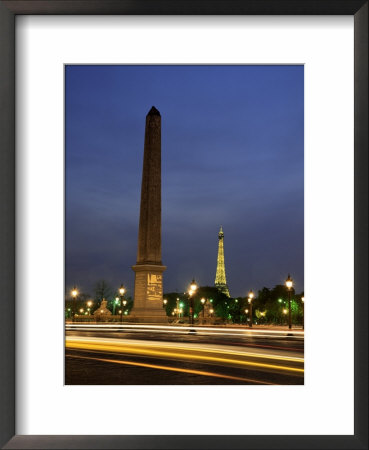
[0,1,367,449]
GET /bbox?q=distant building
[214,226,230,297]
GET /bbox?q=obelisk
[131,106,167,322]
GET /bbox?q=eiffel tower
[214,226,230,297]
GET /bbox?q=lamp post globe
[286,274,293,289]
[190,279,198,292]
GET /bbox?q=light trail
[66,337,304,374]
[66,353,276,384]
[67,336,303,362]
[65,323,304,338]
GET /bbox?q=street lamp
[119,284,125,323]
[248,290,254,328]
[190,280,197,292]
[301,296,304,330]
[201,298,206,318]
[71,286,78,322]
[285,274,293,329]
[163,298,168,309]
[188,279,198,326]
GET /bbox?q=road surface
[65,324,304,385]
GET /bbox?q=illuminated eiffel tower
[214,226,230,297]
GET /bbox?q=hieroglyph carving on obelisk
[131,107,167,322]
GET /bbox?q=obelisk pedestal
[130,106,167,323]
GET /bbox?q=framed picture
[63,63,305,387]
[0,1,367,449]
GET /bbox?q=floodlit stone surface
[131,107,167,323]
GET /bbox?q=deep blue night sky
[65,65,304,298]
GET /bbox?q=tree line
[65,280,133,317]
[65,280,303,324]
[162,285,304,325]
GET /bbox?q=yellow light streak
[66,336,303,362]
[66,353,276,385]
[65,339,304,374]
